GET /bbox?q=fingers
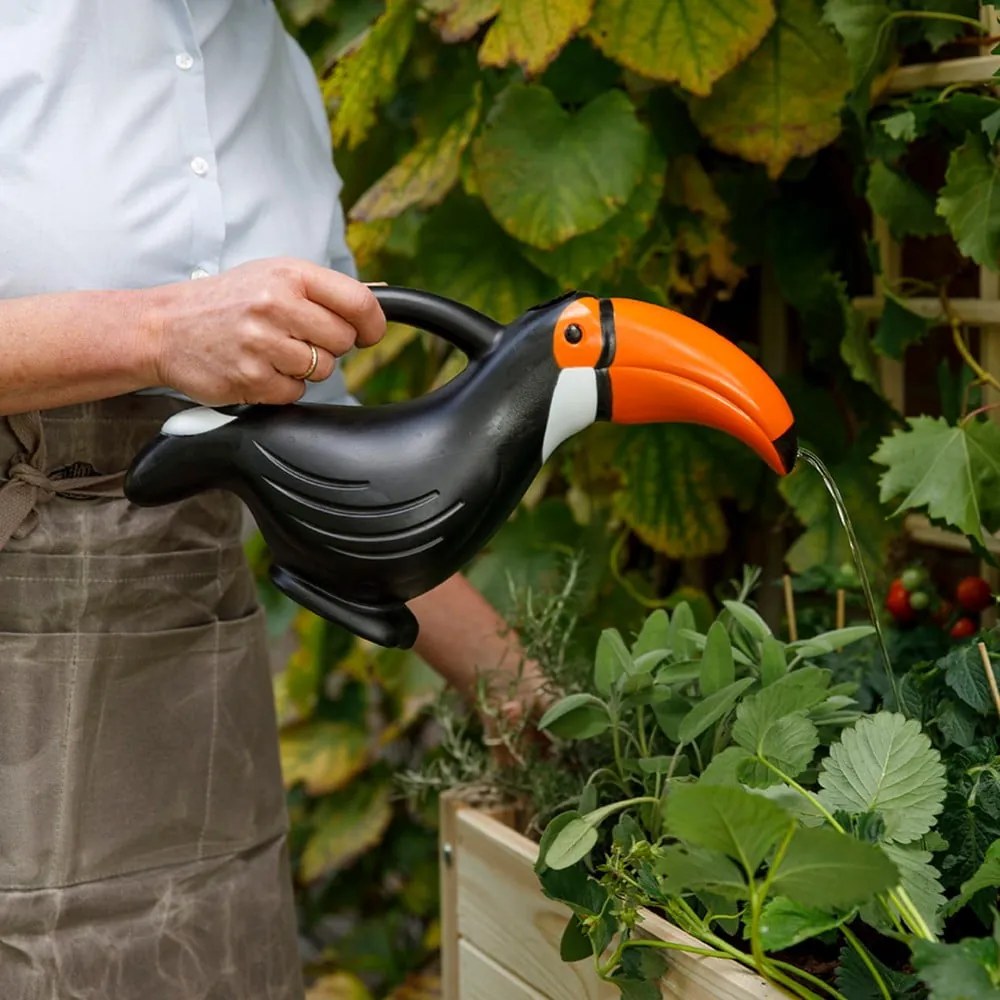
[272,336,336,383]
[278,296,360,359]
[299,264,386,348]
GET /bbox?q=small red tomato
[886,580,916,623]
[956,576,993,614]
[950,616,977,639]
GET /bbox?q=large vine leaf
[818,713,947,844]
[325,0,417,149]
[586,0,776,97]
[416,194,557,322]
[472,84,649,249]
[613,425,756,559]
[423,0,498,41]
[689,0,850,178]
[912,938,1000,1000]
[867,161,948,240]
[873,295,935,359]
[938,137,1000,268]
[520,140,666,286]
[280,720,371,796]
[350,84,483,221]
[307,972,373,1000]
[872,416,1000,546]
[300,779,393,882]
[822,0,892,89]
[479,0,595,75]
[779,448,893,575]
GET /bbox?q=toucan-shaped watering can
[125,287,797,648]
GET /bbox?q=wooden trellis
[853,3,1000,571]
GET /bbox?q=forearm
[408,573,546,705]
[0,289,153,415]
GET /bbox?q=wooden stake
[783,574,798,642]
[979,642,1000,719]
[836,589,846,630]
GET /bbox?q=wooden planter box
[439,793,787,1000]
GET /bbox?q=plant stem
[943,295,1000,393]
[637,705,650,758]
[978,642,1000,718]
[769,958,849,1000]
[760,758,844,829]
[842,925,891,1000]
[617,938,731,961]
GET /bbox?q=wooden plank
[853,296,1000,325]
[440,793,462,1000]
[884,54,1000,94]
[978,254,1000,622]
[454,808,785,1000]
[458,941,547,1000]
[871,217,905,412]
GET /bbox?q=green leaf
[325,0,417,149]
[665,784,793,874]
[595,628,633,696]
[538,693,612,739]
[520,141,666,286]
[771,826,897,909]
[940,788,1000,888]
[822,0,891,90]
[476,0,596,75]
[873,295,935,359]
[723,600,772,641]
[939,137,1000,268]
[837,942,922,1000]
[300,779,393,882]
[701,621,736,696]
[586,0,776,97]
[912,937,1000,1000]
[943,643,1000,714]
[881,109,919,142]
[867,161,948,240]
[984,108,1000,145]
[943,839,1000,918]
[690,0,850,178]
[545,815,599,870]
[279,721,371,796]
[873,416,1000,546]
[760,638,788,687]
[655,844,749,899]
[538,860,607,915]
[935,699,979,749]
[472,84,649,249]
[758,897,850,951]
[840,298,881,390]
[559,914,593,962]
[733,707,819,784]
[780,448,892,575]
[788,626,876,658]
[632,609,671,658]
[700,745,752,786]
[536,811,584,873]
[881,843,946,935]
[818,712,947,844]
[678,677,756,745]
[668,602,697,660]
[350,84,482,221]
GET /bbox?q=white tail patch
[162,407,238,437]
[542,368,598,462]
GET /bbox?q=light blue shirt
[0,0,354,403]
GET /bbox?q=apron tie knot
[0,411,126,550]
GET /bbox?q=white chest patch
[542,368,598,462]
[162,407,238,437]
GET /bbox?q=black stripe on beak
[597,298,616,369]
[595,368,612,421]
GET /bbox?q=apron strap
[0,411,126,550]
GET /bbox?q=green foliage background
[269,0,1000,994]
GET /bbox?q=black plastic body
[125,286,577,648]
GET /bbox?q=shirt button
[190,267,210,280]
[190,156,209,177]
[175,52,194,70]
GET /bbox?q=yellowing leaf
[325,0,417,149]
[346,219,393,272]
[425,0,499,42]
[350,84,483,221]
[300,780,393,882]
[385,971,443,999]
[479,0,594,75]
[279,720,371,796]
[472,84,649,249]
[587,0,776,97]
[307,972,373,1000]
[690,0,850,178]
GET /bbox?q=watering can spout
[558,297,797,474]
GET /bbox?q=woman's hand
[143,258,385,405]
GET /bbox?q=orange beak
[606,300,796,475]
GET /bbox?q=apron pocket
[0,609,287,890]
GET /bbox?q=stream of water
[796,448,902,711]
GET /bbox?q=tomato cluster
[885,567,993,638]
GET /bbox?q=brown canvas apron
[0,396,303,999]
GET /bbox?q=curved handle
[370,285,502,360]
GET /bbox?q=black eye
[564,324,583,344]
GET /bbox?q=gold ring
[295,343,319,381]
